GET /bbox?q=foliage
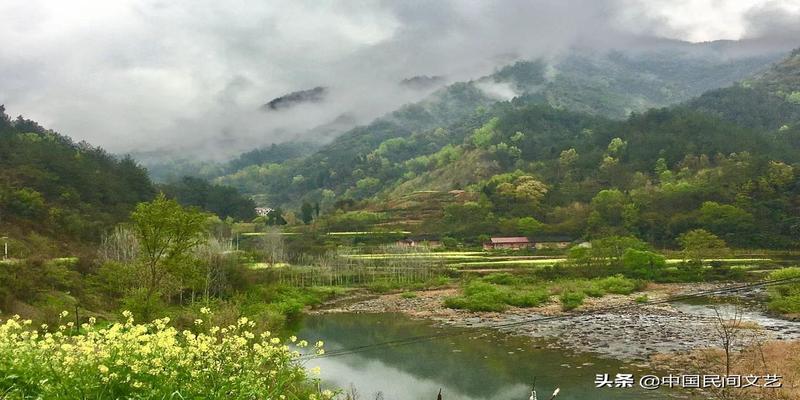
[160,176,255,221]
[0,107,155,244]
[766,267,800,314]
[622,248,667,279]
[0,312,330,400]
[679,229,730,262]
[210,50,784,215]
[559,291,585,311]
[444,280,549,312]
[130,194,209,319]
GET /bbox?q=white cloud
[0,0,796,159]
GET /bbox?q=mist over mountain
[261,86,328,111]
[2,1,799,162]
[400,76,446,90]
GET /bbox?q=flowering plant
[0,310,332,399]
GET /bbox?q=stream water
[295,313,677,400]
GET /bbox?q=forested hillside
[213,48,785,207]
[0,108,258,256]
[0,107,156,251]
[231,49,800,249]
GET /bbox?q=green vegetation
[444,273,643,312]
[559,291,585,311]
[0,312,330,400]
[160,176,256,221]
[0,107,155,245]
[766,267,800,315]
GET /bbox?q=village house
[395,236,442,248]
[483,236,533,250]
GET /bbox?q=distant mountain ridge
[261,86,328,111]
[212,45,789,207]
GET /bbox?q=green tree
[471,117,499,148]
[591,235,649,263]
[678,229,730,263]
[517,217,543,236]
[300,201,314,224]
[697,202,755,245]
[131,194,207,319]
[622,248,666,279]
[266,208,288,226]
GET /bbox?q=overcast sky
[1,0,799,159]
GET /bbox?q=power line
[299,276,800,360]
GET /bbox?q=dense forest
[0,108,156,249]
[0,108,255,256]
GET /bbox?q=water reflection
[296,313,670,400]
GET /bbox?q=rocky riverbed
[316,283,800,362]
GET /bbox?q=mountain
[687,48,800,131]
[214,46,788,207]
[400,75,446,90]
[0,106,156,251]
[261,86,328,111]
[144,141,319,183]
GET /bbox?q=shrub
[767,267,800,314]
[506,289,550,307]
[635,294,649,303]
[0,311,331,400]
[622,248,666,278]
[481,273,520,285]
[595,275,638,295]
[560,291,585,311]
[400,291,417,299]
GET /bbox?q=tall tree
[131,194,207,318]
[300,201,314,224]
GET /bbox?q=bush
[622,248,666,278]
[0,311,332,400]
[635,294,649,303]
[506,289,550,307]
[441,236,458,249]
[400,291,417,299]
[595,275,638,295]
[767,267,800,314]
[444,281,549,312]
[481,273,520,285]
[560,291,585,311]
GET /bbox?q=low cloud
[0,0,797,160]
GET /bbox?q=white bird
[529,389,537,400]
[549,387,560,400]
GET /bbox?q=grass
[246,262,291,269]
[239,232,299,236]
[365,276,451,293]
[400,291,418,299]
[458,258,566,268]
[444,279,550,312]
[445,273,644,312]
[343,252,484,260]
[326,231,411,236]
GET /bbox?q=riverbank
[315,283,800,362]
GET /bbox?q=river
[295,312,679,400]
